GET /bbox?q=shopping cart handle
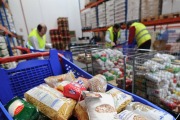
[12,46,31,54]
[114,41,128,47]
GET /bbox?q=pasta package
[106,88,132,113]
[75,77,89,89]
[74,100,89,120]
[88,74,107,92]
[85,93,116,120]
[125,102,173,120]
[24,86,76,120]
[57,81,71,91]
[115,110,149,120]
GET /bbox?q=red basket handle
[12,46,31,53]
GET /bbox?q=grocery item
[0,49,9,57]
[25,85,76,120]
[57,81,71,91]
[115,110,149,120]
[88,74,107,92]
[147,87,168,98]
[106,88,132,113]
[75,77,89,89]
[85,92,116,120]
[63,82,87,100]
[74,100,89,120]
[4,96,39,120]
[44,71,75,88]
[125,102,173,120]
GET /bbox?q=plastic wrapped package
[154,53,171,63]
[135,89,147,99]
[0,42,7,50]
[4,96,39,120]
[88,74,107,92]
[63,82,87,101]
[136,65,149,71]
[0,49,9,57]
[63,71,76,81]
[24,85,77,120]
[74,100,89,120]
[125,102,173,120]
[106,88,132,113]
[57,81,71,91]
[147,87,168,98]
[75,77,89,89]
[115,110,149,120]
[146,80,165,89]
[0,36,6,43]
[143,60,165,72]
[85,92,116,120]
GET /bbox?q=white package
[125,102,173,120]
[85,92,117,120]
[147,87,168,98]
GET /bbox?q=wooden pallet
[85,1,95,8]
[159,12,180,20]
[141,16,159,22]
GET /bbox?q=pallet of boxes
[50,18,70,51]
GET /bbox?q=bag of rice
[115,110,149,120]
[125,102,173,120]
[85,92,116,120]
[106,88,132,113]
[24,85,76,120]
[88,74,107,92]
[44,71,75,88]
[75,77,89,89]
[75,100,89,120]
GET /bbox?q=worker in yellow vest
[27,24,47,51]
[105,24,121,48]
[128,22,151,50]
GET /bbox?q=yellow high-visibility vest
[131,22,151,47]
[27,28,46,50]
[105,26,120,48]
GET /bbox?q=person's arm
[128,26,136,45]
[105,31,112,43]
[30,36,40,50]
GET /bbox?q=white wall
[9,0,82,43]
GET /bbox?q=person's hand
[111,42,115,46]
[116,41,119,45]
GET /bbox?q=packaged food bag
[106,88,132,113]
[57,81,71,91]
[115,110,149,120]
[125,102,173,120]
[75,77,89,89]
[44,74,65,88]
[75,100,89,120]
[63,82,87,100]
[85,93,117,120]
[4,96,39,120]
[24,85,76,120]
[88,74,107,92]
[63,71,76,81]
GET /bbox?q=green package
[173,68,180,73]
[109,76,114,80]
[93,54,99,59]
[103,75,110,81]
[115,57,119,61]
[100,57,107,62]
[5,96,39,120]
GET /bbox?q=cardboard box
[153,39,166,51]
[172,0,180,13]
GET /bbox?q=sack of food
[85,92,117,120]
[24,85,76,120]
[125,102,173,120]
[63,82,87,100]
[75,100,89,120]
[88,74,107,92]
[115,110,149,120]
[106,88,132,113]
[44,71,75,88]
[75,77,89,89]
[56,81,71,91]
[4,96,39,120]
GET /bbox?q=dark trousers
[138,40,151,53]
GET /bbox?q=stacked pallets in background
[86,9,92,29]
[141,0,162,22]
[106,0,115,27]
[81,12,86,30]
[115,0,126,24]
[50,17,70,51]
[91,7,98,29]
[127,0,140,22]
[98,3,106,27]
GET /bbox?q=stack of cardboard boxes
[81,12,86,29]
[162,0,180,15]
[127,0,140,22]
[98,3,106,27]
[115,0,126,24]
[91,7,97,29]
[106,0,115,26]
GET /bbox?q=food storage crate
[0,49,176,120]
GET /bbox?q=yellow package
[24,85,76,120]
[75,100,89,120]
[106,88,132,113]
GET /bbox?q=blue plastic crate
[0,49,176,120]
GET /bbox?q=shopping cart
[12,46,73,62]
[0,49,176,120]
